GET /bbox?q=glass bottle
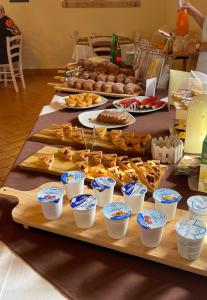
[184,94,207,154]
[114,36,122,66]
[175,9,189,36]
[110,33,117,63]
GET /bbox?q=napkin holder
[151,135,183,164]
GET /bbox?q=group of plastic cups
[36,170,207,261]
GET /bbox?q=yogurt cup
[91,177,116,207]
[137,209,166,248]
[61,171,86,200]
[71,194,97,229]
[121,182,147,214]
[37,186,64,220]
[176,218,206,261]
[187,195,207,225]
[103,202,131,239]
[153,188,182,222]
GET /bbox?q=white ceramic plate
[57,94,108,110]
[78,109,136,129]
[113,96,167,113]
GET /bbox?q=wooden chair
[88,36,111,59]
[0,35,25,92]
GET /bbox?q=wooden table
[1,96,207,300]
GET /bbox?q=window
[62,0,140,8]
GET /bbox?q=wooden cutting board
[31,124,150,155]
[0,181,207,277]
[50,82,140,99]
[18,145,167,189]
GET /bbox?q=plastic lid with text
[187,195,207,212]
[71,194,97,211]
[91,177,116,192]
[37,187,64,203]
[121,182,147,197]
[103,202,131,220]
[176,218,206,240]
[137,209,166,229]
[153,188,182,204]
[61,171,86,184]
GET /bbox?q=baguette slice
[39,154,54,169]
[58,147,73,161]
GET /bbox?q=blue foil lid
[187,195,207,211]
[61,171,86,184]
[91,177,116,191]
[71,194,96,210]
[103,202,131,220]
[137,209,166,229]
[176,218,206,240]
[121,182,147,196]
[37,187,64,203]
[153,188,182,204]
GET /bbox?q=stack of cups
[121,182,147,214]
[91,177,116,207]
[103,202,131,239]
[137,209,166,247]
[153,188,182,222]
[176,218,206,260]
[187,195,207,226]
[71,194,97,229]
[37,186,64,220]
[61,171,86,200]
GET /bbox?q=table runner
[1,104,206,300]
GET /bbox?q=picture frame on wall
[10,0,29,2]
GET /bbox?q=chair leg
[3,67,8,87]
[10,66,19,92]
[19,66,26,88]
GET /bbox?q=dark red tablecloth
[1,103,206,300]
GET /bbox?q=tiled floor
[0,71,68,299]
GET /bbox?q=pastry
[110,130,122,140]
[58,147,73,161]
[107,166,126,186]
[89,164,107,177]
[147,160,161,181]
[112,137,128,151]
[102,153,117,167]
[74,79,84,89]
[102,82,113,93]
[130,157,144,169]
[90,151,102,165]
[82,71,91,80]
[82,80,95,91]
[52,128,64,140]
[96,110,131,125]
[96,73,107,82]
[39,154,54,169]
[112,83,125,94]
[76,160,88,174]
[115,74,126,83]
[117,156,131,170]
[67,77,77,88]
[106,74,115,82]
[95,127,107,139]
[124,76,136,84]
[94,81,105,92]
[125,169,140,181]
[122,131,135,144]
[89,72,97,81]
[71,128,83,143]
[76,149,90,161]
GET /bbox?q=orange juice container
[176,9,189,36]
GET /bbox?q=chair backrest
[88,36,111,57]
[6,34,22,65]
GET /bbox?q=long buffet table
[1,99,207,300]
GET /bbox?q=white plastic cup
[187,195,207,225]
[61,171,86,200]
[37,186,64,220]
[91,177,116,207]
[137,209,166,248]
[121,182,147,214]
[153,188,182,222]
[176,218,206,261]
[71,194,97,229]
[103,202,131,239]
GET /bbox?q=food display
[171,89,202,110]
[96,110,132,125]
[64,93,104,108]
[19,145,166,191]
[113,96,167,113]
[31,123,152,155]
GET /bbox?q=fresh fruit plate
[113,96,167,113]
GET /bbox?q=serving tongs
[81,126,96,151]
